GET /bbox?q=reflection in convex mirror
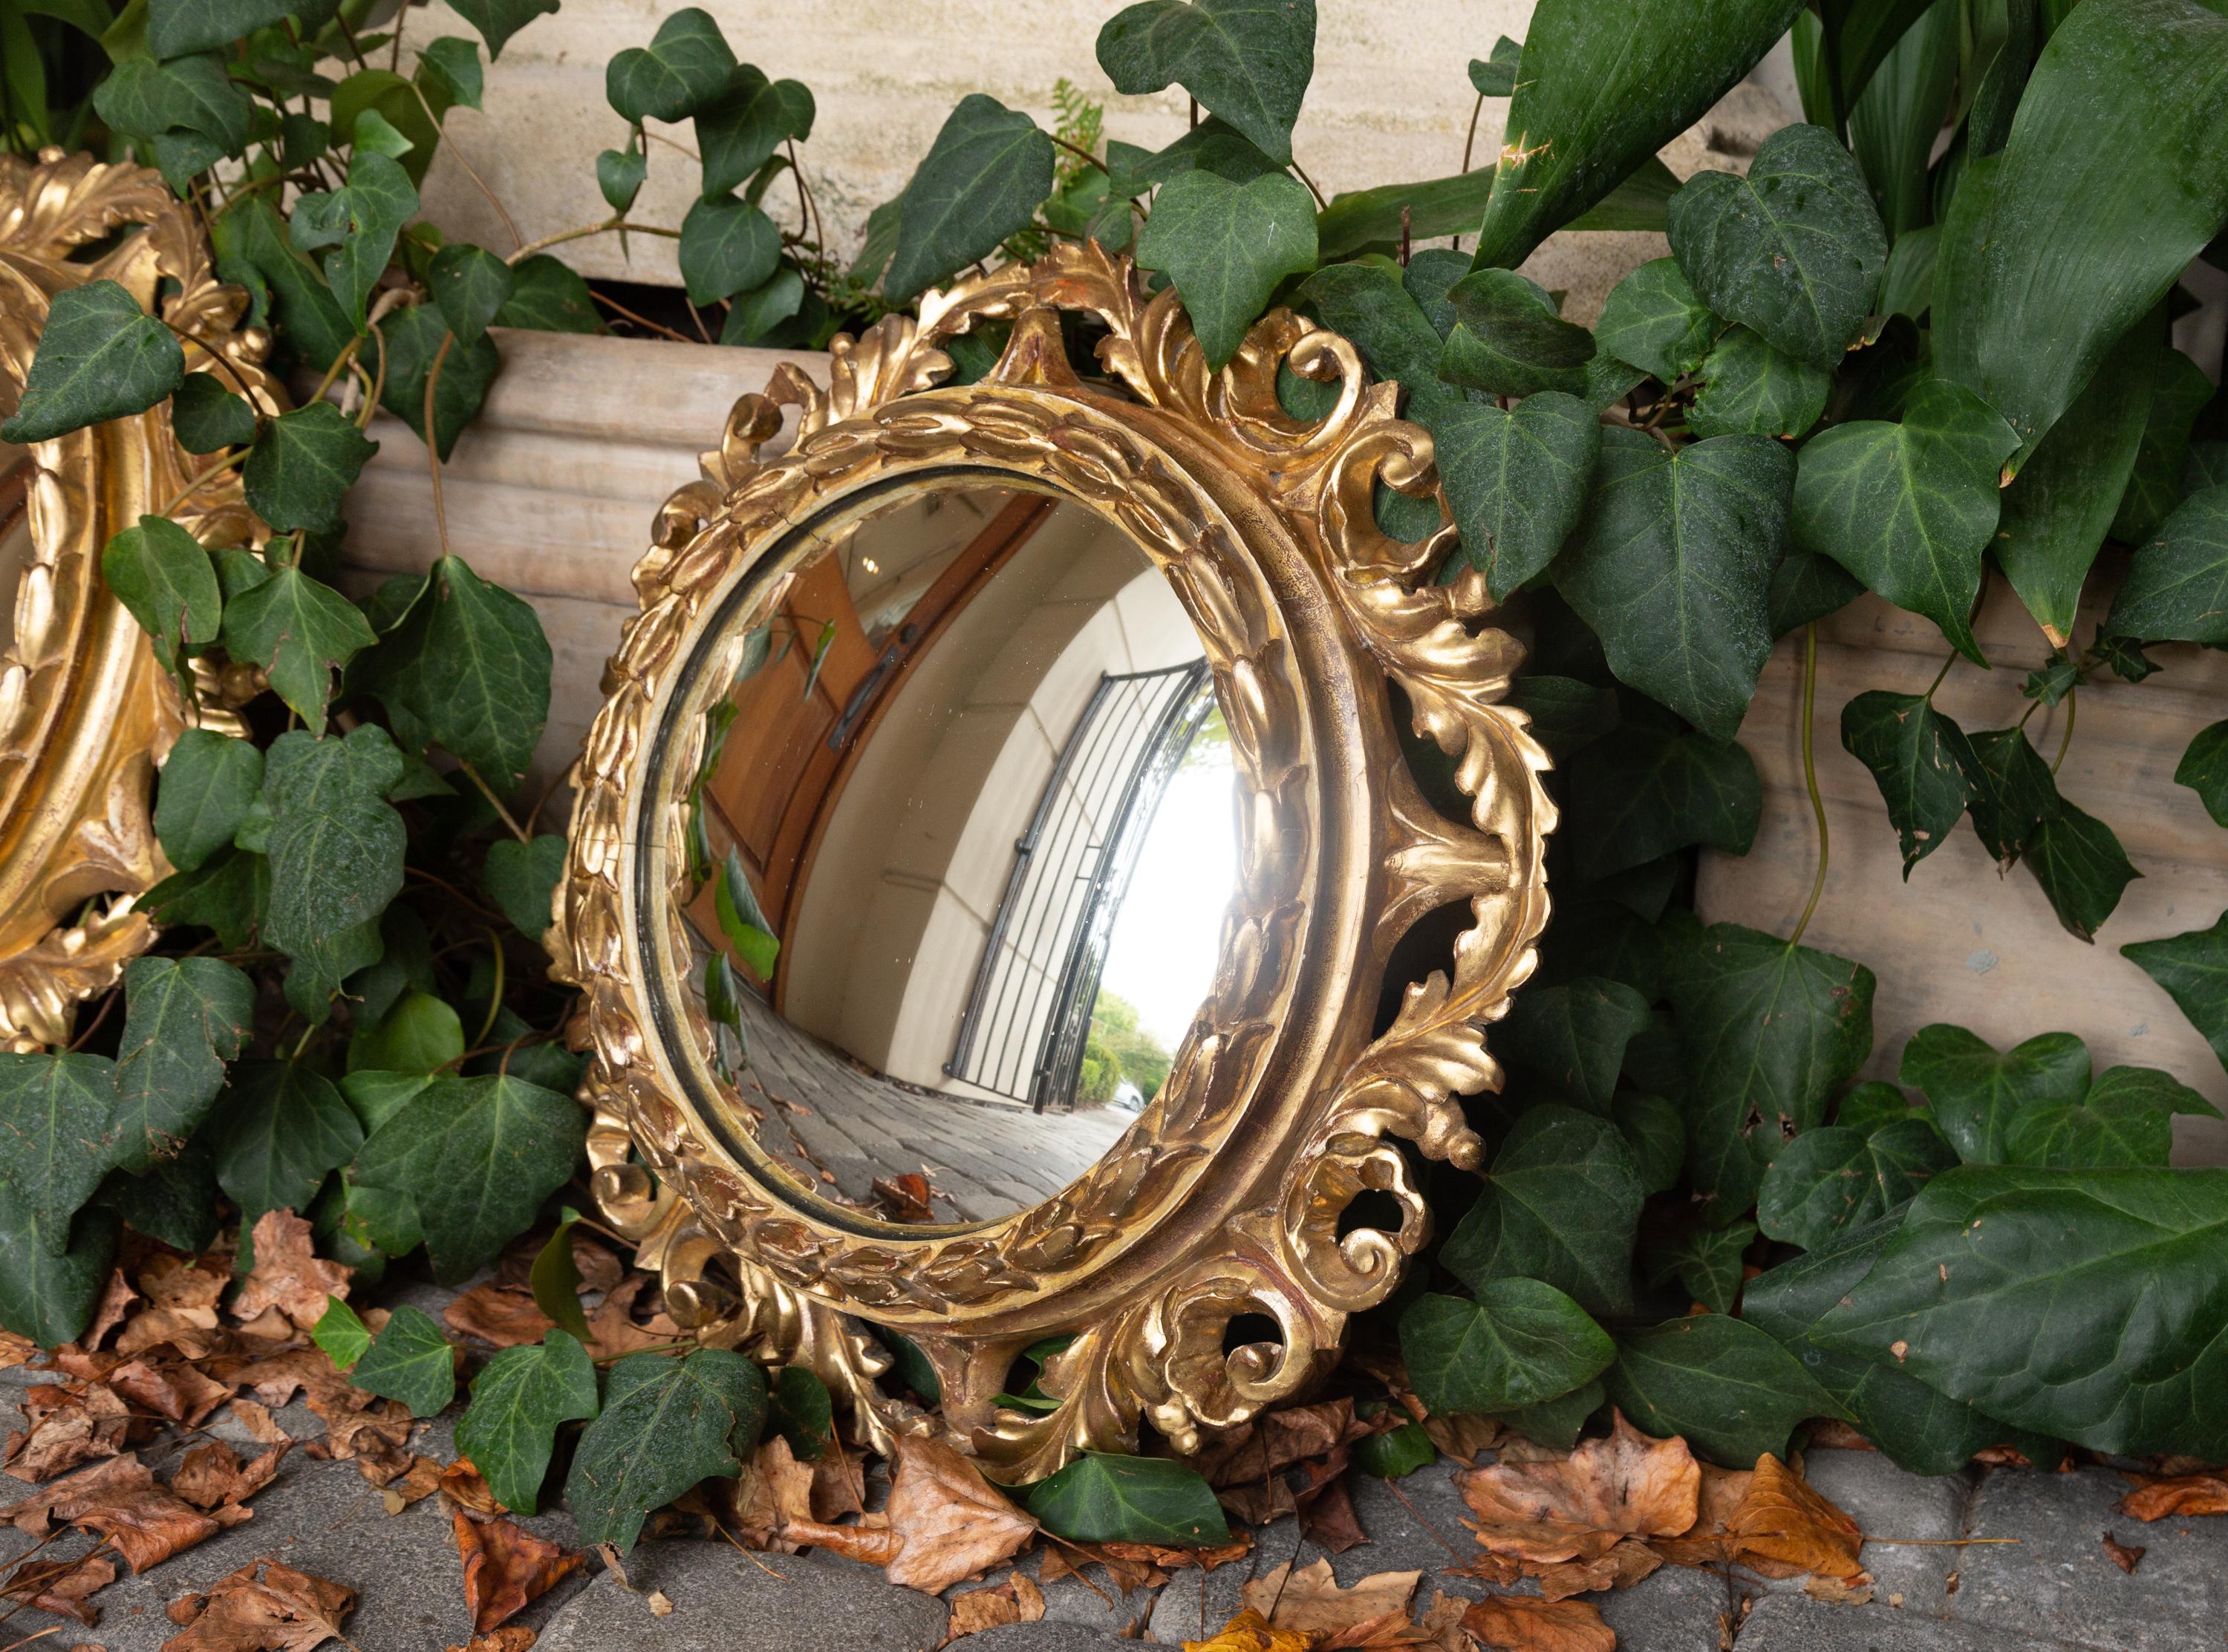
[663,480,1237,1227]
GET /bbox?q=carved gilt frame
[557,243,1556,1480]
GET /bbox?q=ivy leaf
[1566,725,1759,882]
[1687,327,1830,441]
[0,1054,125,1254]
[766,1367,836,1461]
[1667,923,1876,1215]
[95,56,255,157]
[483,835,567,940]
[444,0,556,59]
[0,279,183,445]
[367,554,552,790]
[1615,1093,1685,1196]
[101,1141,223,1255]
[1095,0,1314,166]
[605,6,735,123]
[292,150,418,331]
[172,373,257,454]
[1606,1313,1847,1467]
[350,1303,457,1416]
[497,256,605,335]
[1667,123,1886,370]
[371,304,501,460]
[1293,258,1447,401]
[1756,1117,1956,1250]
[1555,428,1793,740]
[416,37,485,111]
[1398,1283,1615,1419]
[144,0,310,57]
[1439,270,1595,398]
[2176,722,2228,827]
[1958,726,2059,868]
[457,1330,600,1513]
[1353,1421,1436,1479]
[111,956,253,1173]
[2123,911,2228,1079]
[567,1348,766,1553]
[2021,800,2137,941]
[1496,978,1652,1114]
[206,1060,364,1230]
[1468,34,1523,97]
[596,141,646,214]
[1897,1023,2090,1164]
[427,244,517,350]
[1136,171,1320,373]
[351,1072,587,1282]
[102,516,221,679]
[1426,392,1600,601]
[891,101,1058,308]
[1651,1218,1756,1315]
[241,402,379,536]
[346,991,464,1076]
[1791,378,2021,664]
[156,731,264,874]
[529,1214,594,1343]
[696,65,815,197]
[711,850,778,976]
[1027,1452,1227,1545]
[2006,1065,2219,1169]
[261,725,407,961]
[1821,1164,2228,1458]
[313,1296,372,1369]
[144,849,267,953]
[1503,676,1618,760]
[1494,1380,1606,1455]
[1442,1103,1644,1316]
[1838,690,1977,876]
[1594,257,1718,384]
[677,195,781,307]
[721,267,807,346]
[2104,486,2228,647]
[0,1206,120,1350]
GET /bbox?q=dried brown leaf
[453,1509,586,1633]
[1240,1559,1419,1642]
[0,1451,154,1536]
[172,1441,288,1510]
[230,1212,351,1330]
[2100,1532,2145,1575]
[1182,1607,1313,1652]
[882,1436,1036,1594]
[940,1572,1045,1645]
[1460,1593,1617,1651]
[107,1356,232,1426]
[1802,1573,1875,1604]
[582,1276,681,1359]
[447,1630,536,1652]
[163,1557,354,1651]
[225,1400,290,1446]
[2117,1471,2228,1521]
[443,1287,555,1350]
[1533,1538,1663,1602]
[440,1460,505,1518]
[0,1330,36,1368]
[379,1455,443,1514]
[1421,1414,1502,1466]
[85,1267,140,1350]
[1725,1455,1866,1579]
[4,1382,135,1480]
[1459,1412,1699,1543]
[1,1550,117,1625]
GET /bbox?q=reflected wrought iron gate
[945,659,1216,1111]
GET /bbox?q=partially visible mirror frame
[558,243,1556,1480]
[0,151,267,1049]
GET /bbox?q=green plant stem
[412,82,522,251]
[158,320,257,402]
[1047,131,1107,177]
[459,759,532,845]
[159,450,248,517]
[1290,154,1328,210]
[2052,687,2077,774]
[1460,91,1485,175]
[1921,649,1956,702]
[506,218,680,265]
[1791,621,1830,947]
[309,335,367,407]
[423,330,455,558]
[475,925,506,1045]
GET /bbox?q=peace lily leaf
[2105,486,2228,646]
[713,850,778,976]
[171,373,257,454]
[1593,258,1716,385]
[1844,0,1958,238]
[1652,1218,1756,1315]
[1555,427,1793,740]
[1791,377,2021,664]
[0,279,183,445]
[2109,345,2213,546]
[2177,722,2228,827]
[2123,912,2228,1077]
[1430,394,1600,601]
[445,0,556,59]
[372,303,501,460]
[1756,1117,1956,1250]
[697,64,816,197]
[1838,690,1977,875]
[416,36,483,110]
[568,1348,767,1553]
[1879,223,1939,320]
[352,1072,587,1282]
[1933,0,2228,462]
[1687,327,1829,441]
[1566,725,1759,881]
[346,991,463,1075]
[1993,318,2154,644]
[529,1214,594,1343]
[350,1303,457,1416]
[368,554,552,790]
[1470,0,1803,270]
[0,1206,118,1349]
[1667,924,1876,1215]
[1496,978,1652,1114]
[312,1295,372,1371]
[1441,1103,1644,1316]
[241,403,379,538]
[457,1330,599,1513]
[605,6,735,123]
[1439,270,1595,398]
[483,834,568,939]
[1468,33,1522,97]
[1095,0,1315,165]
[260,725,407,960]
[1313,155,1680,262]
[884,94,1054,304]
[1028,1451,1228,1545]
[1399,1282,1615,1418]
[497,255,605,335]
[427,243,516,350]
[1898,1023,2090,1164]
[596,141,645,214]
[677,194,780,306]
[2006,1065,2219,1169]
[1133,168,1316,370]
[207,1060,364,1229]
[0,1054,124,1254]
[1606,1313,1848,1467]
[1615,1093,1685,1197]
[111,956,253,1173]
[1958,726,2059,867]
[102,515,221,679]
[1822,1163,2228,1457]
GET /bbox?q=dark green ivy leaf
[766,1366,836,1461]
[241,403,379,537]
[171,372,258,454]
[605,6,736,123]
[1439,270,1595,398]
[349,1303,457,1416]
[368,554,552,790]
[372,303,502,460]
[445,0,557,59]
[146,0,327,57]
[1897,1022,2090,1164]
[1652,1218,1756,1315]
[1606,1312,1848,1467]
[0,1205,120,1349]
[1592,257,1717,384]
[91,53,255,154]
[0,279,183,445]
[1566,725,1759,881]
[1838,690,1977,876]
[2024,800,2140,941]
[346,991,464,1076]
[2005,1064,2218,1169]
[2176,722,2228,827]
[1756,1117,1956,1250]
[1768,552,1865,637]
[2105,486,2228,647]
[1398,1282,1615,1419]
[111,956,253,1172]
[529,1215,595,1344]
[596,141,646,214]
[1957,726,2059,868]
[1468,34,1522,97]
[1496,978,1652,1114]
[156,730,264,874]
[1494,1380,1606,1454]
[1429,394,1600,602]
[567,1348,766,1553]
[696,64,816,197]
[0,1054,126,1254]
[291,150,418,331]
[884,95,1055,304]
[677,195,781,306]
[2111,346,2214,545]
[1028,1451,1228,1545]
[2122,910,2228,1079]
[483,834,567,939]
[102,515,221,680]
[1502,676,1618,760]
[100,1140,222,1255]
[1095,0,1315,166]
[1686,326,1830,441]
[427,244,517,350]
[1133,168,1316,370]
[1441,1103,1644,1316]
[207,1060,364,1230]
[416,37,485,110]
[1615,1093,1685,1196]
[1352,1420,1436,1479]
[457,1329,600,1513]
[495,256,605,335]
[260,725,407,962]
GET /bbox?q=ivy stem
[1047,132,1108,177]
[1460,90,1485,174]
[475,925,506,1046]
[404,865,507,924]
[591,288,694,345]
[65,987,120,1053]
[506,218,681,265]
[288,1020,317,1062]
[159,320,257,402]
[1289,154,1328,210]
[159,450,248,518]
[423,330,455,559]
[2051,686,2077,774]
[309,334,367,407]
[1921,648,1956,703]
[412,82,522,251]
[787,137,827,259]
[460,759,532,845]
[1791,621,1830,947]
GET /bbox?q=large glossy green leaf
[1897,1023,2089,1163]
[2109,345,2214,544]
[1756,1117,1957,1249]
[1470,0,1803,270]
[260,726,406,960]
[1848,0,1959,237]
[1315,157,1679,261]
[0,1054,124,1253]
[111,956,253,1172]
[1135,169,1316,370]
[1606,1314,1847,1466]
[1933,0,2228,462]
[2122,911,2228,1078]
[457,1330,600,1513]
[1823,1164,2228,1457]
[1555,427,1792,740]
[2105,486,2228,645]
[885,95,1054,304]
[207,1060,364,1228]
[1496,978,1652,1114]
[567,1348,766,1552]
[1652,1218,1757,1315]
[604,6,734,123]
[416,36,484,110]
[366,554,551,790]
[346,992,463,1076]
[1565,725,1759,881]
[171,373,257,455]
[1399,1283,1615,1418]
[1095,0,1315,165]
[1838,690,1976,875]
[1027,1452,1226,1545]
[1791,378,2021,664]
[1441,1103,1644,1316]
[102,515,221,680]
[0,279,183,445]
[90,54,253,154]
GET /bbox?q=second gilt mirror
[558,242,1554,1480]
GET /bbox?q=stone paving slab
[1740,1594,2068,1651]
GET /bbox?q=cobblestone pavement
[4,1278,2220,1651]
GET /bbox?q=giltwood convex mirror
[557,243,1554,1481]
